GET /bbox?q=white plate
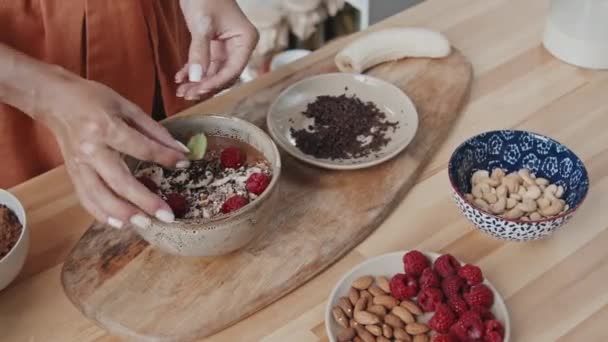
[266,73,418,170]
[325,251,510,341]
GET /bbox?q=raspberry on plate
[221,195,249,214]
[137,176,158,193]
[485,330,504,342]
[471,305,496,321]
[434,254,461,278]
[419,267,441,289]
[246,173,270,195]
[432,335,458,342]
[442,275,467,299]
[464,284,494,308]
[458,264,484,285]
[165,193,189,219]
[390,273,419,299]
[429,303,456,333]
[448,295,469,317]
[220,147,246,169]
[418,287,444,312]
[450,311,485,341]
[403,250,430,276]
[485,320,505,338]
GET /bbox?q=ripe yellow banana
[335,28,451,73]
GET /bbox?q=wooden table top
[2,0,608,341]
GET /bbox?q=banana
[335,28,451,73]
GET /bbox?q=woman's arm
[0,43,188,229]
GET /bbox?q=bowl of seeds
[0,189,28,291]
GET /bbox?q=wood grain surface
[60,47,471,340]
[2,0,608,341]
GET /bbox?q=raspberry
[432,335,458,342]
[448,296,469,317]
[403,250,430,276]
[458,264,484,285]
[442,275,467,299]
[220,147,246,169]
[389,274,417,299]
[419,267,441,289]
[434,254,461,278]
[417,287,444,312]
[450,311,484,341]
[137,176,158,193]
[221,195,249,214]
[464,284,494,308]
[485,331,504,342]
[429,304,456,333]
[471,305,496,321]
[165,193,188,218]
[485,320,505,339]
[246,173,270,195]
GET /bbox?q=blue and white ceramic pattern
[448,130,589,241]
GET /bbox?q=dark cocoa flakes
[0,204,22,259]
[290,94,397,159]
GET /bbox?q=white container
[543,0,608,69]
[270,49,311,70]
[0,189,28,291]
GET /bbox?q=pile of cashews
[464,168,569,221]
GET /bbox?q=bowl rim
[448,130,589,224]
[266,72,419,170]
[146,114,282,227]
[0,189,28,264]
[324,251,511,342]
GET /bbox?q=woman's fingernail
[176,160,191,169]
[185,95,200,101]
[189,64,203,82]
[197,89,210,95]
[155,209,175,223]
[175,140,190,153]
[130,214,151,229]
[107,217,124,229]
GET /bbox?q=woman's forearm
[0,43,71,118]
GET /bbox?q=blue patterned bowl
[448,130,589,241]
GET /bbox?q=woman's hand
[37,71,191,229]
[176,0,259,100]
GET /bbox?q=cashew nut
[535,177,549,187]
[517,198,538,213]
[501,176,520,194]
[523,185,542,200]
[517,186,527,196]
[537,197,551,210]
[496,184,507,197]
[491,168,506,181]
[518,168,536,186]
[521,216,530,221]
[483,192,499,204]
[504,207,524,219]
[471,170,490,185]
[506,197,518,209]
[465,193,474,202]
[474,198,490,211]
[539,199,565,217]
[490,196,507,214]
[555,185,564,198]
[510,193,522,201]
[544,184,558,200]
[530,212,542,220]
[472,182,491,199]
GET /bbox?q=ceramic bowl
[0,189,29,291]
[267,73,419,170]
[325,251,510,342]
[127,115,281,256]
[448,130,589,241]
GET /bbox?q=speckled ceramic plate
[325,251,510,342]
[267,73,418,170]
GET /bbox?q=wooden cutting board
[61,50,472,341]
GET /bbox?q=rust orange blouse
[0,0,192,188]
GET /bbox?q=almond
[382,324,393,338]
[384,313,404,328]
[367,304,387,317]
[354,310,380,325]
[338,297,354,318]
[360,290,373,302]
[365,324,382,337]
[400,300,423,316]
[373,295,399,309]
[392,306,415,324]
[355,325,375,342]
[353,337,364,342]
[337,327,356,342]
[376,276,390,293]
[352,276,374,290]
[354,296,368,312]
[405,322,429,335]
[332,306,349,328]
[348,288,360,306]
[369,286,386,297]
[394,327,411,341]
[349,319,359,328]
[377,337,391,342]
[413,334,429,342]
